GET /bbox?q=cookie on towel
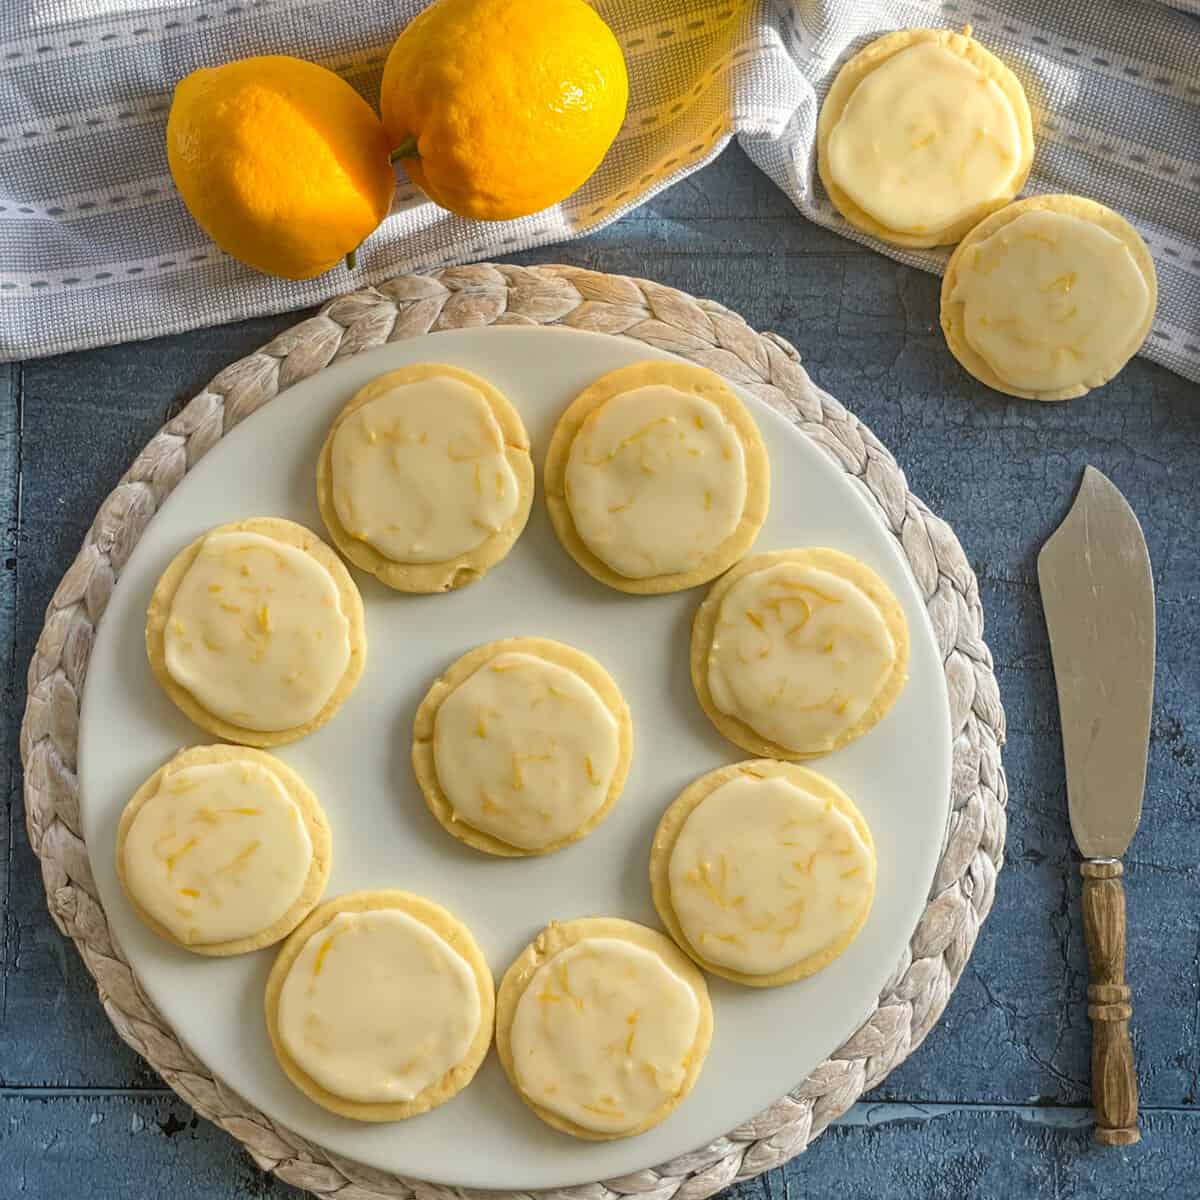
[817,26,1034,248]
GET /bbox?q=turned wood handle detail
[1080,860,1139,1146]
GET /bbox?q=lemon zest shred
[165,838,199,871]
[216,839,261,875]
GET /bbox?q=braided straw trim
[21,264,1007,1200]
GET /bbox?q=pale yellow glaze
[115,744,331,957]
[317,363,534,594]
[432,652,621,850]
[691,548,910,760]
[826,42,1021,236]
[941,194,1158,401]
[563,385,747,579]
[277,909,481,1104]
[667,773,873,975]
[146,518,366,748]
[162,528,352,733]
[509,937,700,1135]
[544,361,769,595]
[122,760,313,945]
[265,890,495,1121]
[651,760,877,987]
[330,377,520,563]
[412,637,633,858]
[495,918,713,1140]
[708,562,895,755]
[817,27,1034,249]
[949,210,1151,395]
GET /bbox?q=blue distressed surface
[1,146,1198,1196]
[0,1095,1198,1200]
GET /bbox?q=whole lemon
[167,56,396,279]
[381,0,628,222]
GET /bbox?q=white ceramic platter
[79,327,951,1190]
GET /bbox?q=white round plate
[80,327,951,1190]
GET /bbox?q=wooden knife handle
[1081,859,1139,1146]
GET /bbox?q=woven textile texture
[1,0,1198,377]
[21,263,1008,1198]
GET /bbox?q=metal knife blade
[1037,466,1155,860]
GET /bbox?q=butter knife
[1037,465,1154,1146]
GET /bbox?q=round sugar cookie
[690,547,909,759]
[940,193,1158,401]
[115,744,331,956]
[145,517,366,747]
[495,917,713,1140]
[264,889,494,1121]
[412,637,633,857]
[817,26,1034,249]
[316,363,534,593]
[544,360,769,594]
[650,760,876,987]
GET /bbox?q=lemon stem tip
[389,136,419,164]
[345,248,358,271]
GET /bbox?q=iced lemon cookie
[544,361,769,594]
[941,194,1157,401]
[412,638,633,857]
[691,548,909,759]
[146,518,365,747]
[116,745,331,956]
[317,363,534,592]
[496,918,712,1140]
[817,27,1034,249]
[650,760,876,987]
[264,889,493,1121]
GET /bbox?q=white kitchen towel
[1,0,1197,379]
